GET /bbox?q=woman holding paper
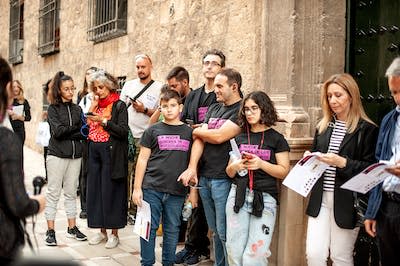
[225,91,290,266]
[8,80,31,144]
[305,73,378,266]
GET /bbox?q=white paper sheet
[12,105,24,116]
[340,162,394,194]
[282,152,329,197]
[134,200,151,242]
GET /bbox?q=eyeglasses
[243,106,260,114]
[203,61,221,67]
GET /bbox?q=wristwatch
[101,118,107,127]
[144,107,148,114]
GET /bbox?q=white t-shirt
[120,79,162,138]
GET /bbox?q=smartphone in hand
[85,112,94,116]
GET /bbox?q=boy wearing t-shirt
[132,89,195,266]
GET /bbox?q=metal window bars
[38,0,60,56]
[9,0,24,64]
[87,0,127,43]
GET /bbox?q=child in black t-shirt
[132,89,195,266]
[225,91,290,266]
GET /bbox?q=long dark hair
[78,66,98,99]
[238,91,278,129]
[50,71,74,104]
[0,57,13,121]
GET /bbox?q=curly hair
[238,91,278,129]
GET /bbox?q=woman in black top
[225,91,290,265]
[8,80,31,144]
[0,56,45,265]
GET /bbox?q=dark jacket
[365,108,398,219]
[306,119,378,229]
[0,127,39,259]
[47,102,84,158]
[104,100,129,179]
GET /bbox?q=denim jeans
[225,184,277,266]
[198,177,231,266]
[140,188,185,266]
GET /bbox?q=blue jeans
[140,188,185,266]
[198,177,231,266]
[225,184,277,266]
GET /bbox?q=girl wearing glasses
[225,91,290,265]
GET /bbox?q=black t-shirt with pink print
[235,128,290,200]
[199,101,241,178]
[140,122,193,196]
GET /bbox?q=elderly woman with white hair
[86,69,128,249]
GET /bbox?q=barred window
[9,0,24,65]
[87,0,127,43]
[38,0,60,56]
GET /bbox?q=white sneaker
[105,234,119,249]
[88,232,107,245]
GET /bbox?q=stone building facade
[0,0,348,265]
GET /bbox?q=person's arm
[226,157,246,178]
[193,120,241,144]
[149,108,161,125]
[104,102,129,139]
[23,100,31,121]
[132,146,151,207]
[0,132,44,218]
[47,105,80,139]
[177,138,204,186]
[245,151,290,179]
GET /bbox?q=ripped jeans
[225,184,277,266]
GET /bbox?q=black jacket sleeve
[105,101,129,140]
[23,100,31,122]
[48,104,80,140]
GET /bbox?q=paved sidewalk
[21,146,212,266]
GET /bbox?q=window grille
[87,0,127,43]
[9,0,24,64]
[38,0,60,56]
[117,76,127,94]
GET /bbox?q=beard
[138,73,149,80]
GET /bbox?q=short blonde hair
[317,73,375,133]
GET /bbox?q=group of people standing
[1,50,400,266]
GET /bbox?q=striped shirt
[323,120,347,191]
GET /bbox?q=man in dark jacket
[364,57,400,266]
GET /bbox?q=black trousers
[79,141,88,212]
[184,197,210,255]
[376,197,400,266]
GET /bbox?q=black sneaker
[175,248,191,264]
[67,226,87,241]
[184,251,210,266]
[45,229,57,246]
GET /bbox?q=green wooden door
[346,0,399,124]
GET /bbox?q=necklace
[246,125,264,191]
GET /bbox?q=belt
[384,191,400,203]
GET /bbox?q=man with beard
[120,54,163,222]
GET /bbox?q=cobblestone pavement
[20,146,212,266]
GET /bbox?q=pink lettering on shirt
[197,107,208,123]
[157,135,190,151]
[208,118,227,129]
[240,144,271,161]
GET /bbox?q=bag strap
[126,80,154,109]
[132,80,154,101]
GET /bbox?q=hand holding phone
[85,112,94,116]
[242,152,254,160]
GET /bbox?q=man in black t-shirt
[175,50,225,265]
[178,68,243,266]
